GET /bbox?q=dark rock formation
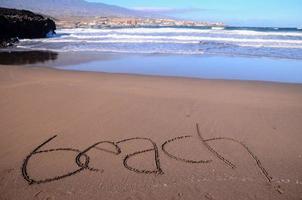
[0,7,56,47]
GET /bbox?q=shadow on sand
[0,51,58,65]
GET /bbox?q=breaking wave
[16,27,302,59]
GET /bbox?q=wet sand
[0,65,302,200]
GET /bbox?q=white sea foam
[211,27,225,30]
[57,28,302,37]
[16,27,302,59]
[60,34,302,44]
[16,44,204,54]
[29,34,302,46]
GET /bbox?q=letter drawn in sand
[76,141,121,172]
[21,135,91,185]
[117,137,163,175]
[195,123,272,182]
[161,135,212,164]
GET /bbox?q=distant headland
[0,0,224,29]
[56,16,224,29]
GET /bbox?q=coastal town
[56,16,224,28]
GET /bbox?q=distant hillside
[0,0,146,18]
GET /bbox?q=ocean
[16,26,302,60]
[2,26,302,83]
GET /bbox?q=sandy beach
[0,65,302,200]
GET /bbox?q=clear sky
[87,0,302,27]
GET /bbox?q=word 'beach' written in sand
[21,123,272,185]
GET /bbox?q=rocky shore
[0,7,56,48]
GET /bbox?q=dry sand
[0,65,302,200]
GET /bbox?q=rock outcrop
[0,7,56,47]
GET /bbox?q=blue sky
[87,0,302,27]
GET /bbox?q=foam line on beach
[57,28,302,37]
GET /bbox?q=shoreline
[2,51,302,84]
[3,63,302,86]
[1,65,302,200]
